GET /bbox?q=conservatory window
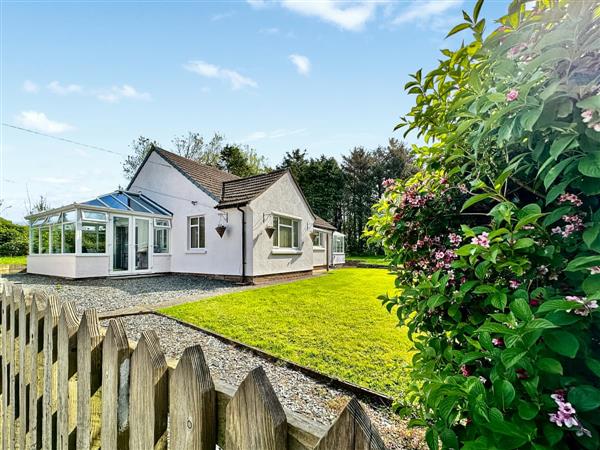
[81,222,106,253]
[31,227,40,254]
[333,235,345,253]
[154,219,170,254]
[51,225,62,253]
[40,226,50,254]
[312,231,325,248]
[273,215,300,249]
[188,216,205,250]
[63,223,76,253]
[81,210,108,222]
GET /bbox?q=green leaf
[543,423,563,446]
[545,330,580,358]
[425,427,439,450]
[427,294,448,309]
[549,135,576,159]
[501,348,527,368]
[585,358,600,378]
[538,357,563,375]
[525,318,558,331]
[577,95,600,110]
[510,298,533,321]
[446,22,471,38]
[515,214,545,231]
[565,255,600,271]
[490,292,508,310]
[568,385,600,412]
[579,152,600,178]
[473,0,483,21]
[494,380,516,409]
[536,299,580,313]
[583,223,600,250]
[514,238,535,249]
[517,400,539,420]
[583,275,600,296]
[462,193,493,211]
[542,206,571,227]
[520,108,543,131]
[544,156,577,189]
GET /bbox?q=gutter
[237,206,247,283]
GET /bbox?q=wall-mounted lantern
[215,213,228,238]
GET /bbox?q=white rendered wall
[249,173,315,276]
[152,254,171,273]
[129,151,244,276]
[75,256,110,278]
[312,229,332,267]
[27,255,78,278]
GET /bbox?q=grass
[0,256,27,265]
[346,254,390,266]
[161,268,413,398]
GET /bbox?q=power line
[1,123,125,157]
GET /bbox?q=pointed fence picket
[0,279,389,449]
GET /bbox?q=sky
[0,0,508,223]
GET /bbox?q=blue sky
[1,0,507,223]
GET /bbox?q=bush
[0,218,29,257]
[366,1,600,449]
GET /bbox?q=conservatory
[26,190,172,278]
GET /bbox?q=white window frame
[188,216,206,251]
[153,219,171,254]
[312,230,325,249]
[333,234,345,254]
[272,214,301,250]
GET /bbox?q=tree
[277,149,309,181]
[122,136,158,179]
[25,190,50,216]
[220,144,269,177]
[172,132,224,166]
[302,156,345,229]
[371,138,415,197]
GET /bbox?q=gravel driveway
[4,273,249,315]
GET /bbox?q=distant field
[0,256,27,265]
[346,254,389,266]
[162,268,412,398]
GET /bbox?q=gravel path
[109,314,424,450]
[4,273,250,315]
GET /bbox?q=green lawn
[0,256,27,265]
[346,254,390,266]
[161,268,413,398]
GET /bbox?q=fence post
[101,319,130,450]
[226,366,287,450]
[169,345,216,450]
[8,284,19,448]
[29,292,45,450]
[129,330,168,450]
[76,309,103,450]
[18,287,29,450]
[1,281,11,450]
[57,302,79,450]
[314,398,386,450]
[42,295,60,450]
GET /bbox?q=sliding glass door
[112,217,129,272]
[135,218,149,271]
[111,216,151,274]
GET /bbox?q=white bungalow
[26,146,345,282]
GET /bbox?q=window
[81,210,108,222]
[40,227,50,254]
[81,222,106,253]
[312,231,325,248]
[63,223,76,253]
[31,227,39,254]
[188,216,205,250]
[273,215,301,249]
[333,235,345,253]
[51,225,62,253]
[154,219,170,254]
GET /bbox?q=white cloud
[32,176,73,184]
[96,85,152,103]
[289,54,311,75]
[241,128,306,142]
[184,60,258,90]
[15,111,74,134]
[47,81,83,95]
[246,0,268,8]
[393,0,462,25]
[211,11,235,21]
[23,80,39,93]
[281,0,378,31]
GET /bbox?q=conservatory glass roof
[82,191,172,216]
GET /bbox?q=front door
[111,216,152,274]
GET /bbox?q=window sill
[272,248,302,255]
[186,249,207,254]
[333,252,345,255]
[313,247,326,252]
[153,253,172,256]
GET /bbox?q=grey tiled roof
[313,216,336,231]
[217,169,288,208]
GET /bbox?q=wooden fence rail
[0,279,387,449]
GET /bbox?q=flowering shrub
[366,1,600,449]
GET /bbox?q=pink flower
[589,266,600,275]
[558,193,583,207]
[434,251,445,260]
[448,233,462,246]
[538,265,549,275]
[566,296,598,316]
[594,123,600,132]
[471,232,490,248]
[492,337,504,347]
[460,365,473,377]
[382,178,395,188]
[581,109,594,123]
[509,280,521,289]
[506,89,519,102]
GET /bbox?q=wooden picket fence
[0,279,387,449]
